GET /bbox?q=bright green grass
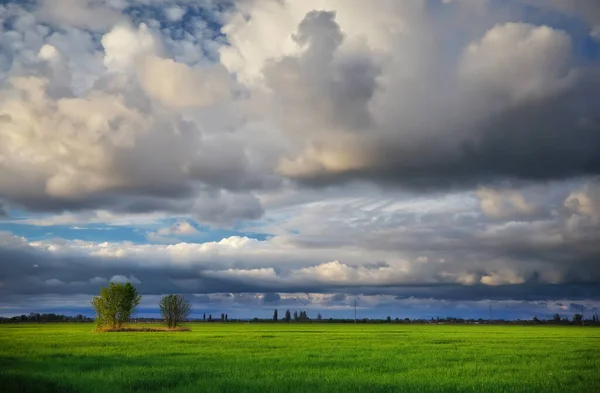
[1,323,599,392]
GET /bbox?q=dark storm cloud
[260,8,600,191]
[1,236,599,303]
[289,71,600,190]
[391,283,600,302]
[262,292,281,303]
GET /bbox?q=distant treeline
[0,313,94,323]
[3,310,599,326]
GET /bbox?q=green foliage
[284,309,291,322]
[90,282,141,330]
[1,324,599,393]
[273,309,278,322]
[159,294,192,329]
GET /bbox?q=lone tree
[159,294,191,328]
[273,309,278,322]
[91,282,141,330]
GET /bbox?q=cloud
[45,278,65,286]
[102,23,161,72]
[164,6,186,22]
[89,277,108,285]
[591,25,600,42]
[137,55,231,108]
[565,181,600,222]
[2,0,599,217]
[109,275,141,284]
[219,2,600,190]
[0,12,266,224]
[459,23,574,102]
[161,220,198,236]
[147,220,199,242]
[36,0,125,31]
[1,179,599,301]
[476,187,539,219]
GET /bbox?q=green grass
[1,323,598,392]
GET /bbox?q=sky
[1,0,600,320]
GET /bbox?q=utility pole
[353,300,357,324]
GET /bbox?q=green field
[1,323,599,393]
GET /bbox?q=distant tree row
[534,313,599,326]
[247,313,600,326]
[0,313,93,324]
[272,309,313,322]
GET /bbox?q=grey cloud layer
[1,179,599,302]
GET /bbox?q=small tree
[273,309,278,322]
[553,313,561,323]
[573,313,583,325]
[386,316,392,323]
[159,294,191,328]
[293,311,299,321]
[284,309,291,322]
[208,314,212,322]
[203,313,206,321]
[91,282,141,330]
[317,313,322,321]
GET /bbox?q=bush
[159,294,191,328]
